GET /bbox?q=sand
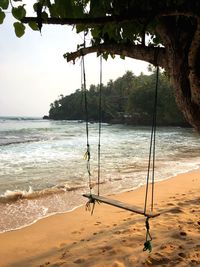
[0,169,199,267]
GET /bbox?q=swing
[81,50,161,251]
[82,56,160,212]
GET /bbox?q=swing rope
[151,66,159,211]
[81,35,92,194]
[84,55,103,213]
[144,66,159,214]
[143,65,159,252]
[143,217,153,252]
[97,55,103,196]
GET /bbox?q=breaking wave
[0,184,87,204]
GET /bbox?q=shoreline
[1,164,199,235]
[0,203,84,235]
[0,168,200,266]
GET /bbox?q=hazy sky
[0,9,149,117]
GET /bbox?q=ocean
[0,117,199,232]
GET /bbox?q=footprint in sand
[39,262,50,266]
[101,245,113,253]
[180,231,187,236]
[178,252,187,258]
[114,230,121,235]
[71,228,84,235]
[74,258,86,264]
[94,221,101,226]
[169,206,183,214]
[167,202,175,206]
[148,254,171,265]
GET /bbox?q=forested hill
[49,71,189,126]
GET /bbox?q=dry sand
[0,169,199,267]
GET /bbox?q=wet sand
[0,169,199,267]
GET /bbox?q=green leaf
[13,22,25,37]
[12,6,26,20]
[28,21,39,31]
[110,53,115,59]
[0,0,9,10]
[76,24,86,34]
[102,52,108,60]
[49,4,59,17]
[55,0,73,18]
[33,3,38,12]
[41,11,48,20]
[90,0,105,16]
[0,8,5,24]
[91,27,101,38]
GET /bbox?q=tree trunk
[157,17,200,132]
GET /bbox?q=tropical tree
[49,71,187,126]
[1,0,200,131]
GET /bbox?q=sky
[0,5,149,117]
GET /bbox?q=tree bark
[64,44,166,68]
[156,17,200,132]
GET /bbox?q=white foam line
[0,204,84,234]
[1,165,199,234]
[106,165,200,197]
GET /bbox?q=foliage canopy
[1,1,200,131]
[49,71,188,127]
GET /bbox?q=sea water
[0,117,199,232]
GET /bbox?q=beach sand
[0,169,199,267]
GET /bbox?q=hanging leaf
[54,0,73,18]
[13,22,25,37]
[102,52,108,60]
[33,2,43,32]
[76,24,86,34]
[110,53,115,59]
[0,8,5,24]
[41,11,48,20]
[28,21,39,31]
[33,3,38,12]
[12,5,26,20]
[49,4,59,17]
[0,0,9,10]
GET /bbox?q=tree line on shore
[48,70,188,127]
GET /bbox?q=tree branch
[21,2,200,27]
[21,10,199,26]
[21,15,146,26]
[64,44,166,68]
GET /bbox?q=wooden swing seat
[83,193,161,218]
